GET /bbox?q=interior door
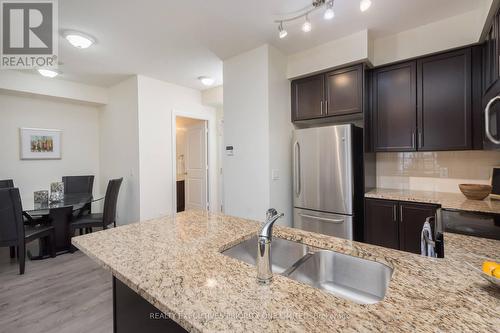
[185,123,208,211]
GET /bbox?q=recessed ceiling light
[302,15,311,32]
[63,31,95,49]
[198,76,215,86]
[360,0,372,12]
[37,69,59,78]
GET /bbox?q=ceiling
[55,0,487,90]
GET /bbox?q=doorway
[175,116,208,212]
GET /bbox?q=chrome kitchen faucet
[256,208,284,284]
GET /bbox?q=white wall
[136,75,218,220]
[223,44,292,225]
[0,91,101,200]
[372,9,487,66]
[99,76,141,225]
[0,70,108,105]
[287,30,370,79]
[268,46,293,226]
[223,45,270,222]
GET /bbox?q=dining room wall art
[20,128,62,160]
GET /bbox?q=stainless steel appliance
[484,95,500,149]
[292,124,363,240]
[421,208,500,258]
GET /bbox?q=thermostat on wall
[226,146,234,156]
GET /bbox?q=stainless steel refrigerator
[293,124,364,241]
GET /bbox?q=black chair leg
[48,233,56,258]
[19,242,25,275]
[69,229,76,253]
[79,228,83,235]
[9,246,15,258]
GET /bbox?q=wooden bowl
[459,184,492,200]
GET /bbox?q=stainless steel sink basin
[222,236,308,274]
[222,237,393,304]
[288,250,393,304]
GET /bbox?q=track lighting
[360,0,372,12]
[302,15,312,32]
[278,22,287,39]
[324,0,334,20]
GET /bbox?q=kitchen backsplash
[376,151,500,193]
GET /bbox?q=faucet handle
[266,208,278,221]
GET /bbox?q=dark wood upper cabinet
[291,75,325,121]
[399,202,438,254]
[417,49,472,151]
[365,198,399,250]
[325,65,363,117]
[372,61,417,152]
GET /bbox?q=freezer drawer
[293,208,353,240]
[293,124,353,215]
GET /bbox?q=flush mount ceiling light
[63,30,95,49]
[274,0,372,38]
[278,21,288,39]
[198,76,215,86]
[37,69,59,78]
[360,0,372,12]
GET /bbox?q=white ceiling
[55,0,486,90]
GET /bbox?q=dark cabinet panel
[399,202,438,254]
[372,62,417,152]
[291,75,325,121]
[325,65,363,117]
[417,49,472,151]
[176,180,185,213]
[365,199,399,250]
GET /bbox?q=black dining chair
[0,179,14,189]
[0,188,56,274]
[63,175,95,233]
[70,178,123,246]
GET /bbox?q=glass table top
[22,193,104,216]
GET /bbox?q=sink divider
[281,252,315,277]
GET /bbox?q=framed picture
[20,128,62,160]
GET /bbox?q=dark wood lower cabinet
[365,199,399,250]
[365,198,438,254]
[113,276,187,333]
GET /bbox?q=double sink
[222,236,393,304]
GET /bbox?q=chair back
[102,178,123,227]
[0,188,24,245]
[62,176,94,194]
[48,206,73,252]
[0,179,14,189]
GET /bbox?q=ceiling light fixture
[198,76,215,86]
[302,15,312,32]
[360,0,372,12]
[324,0,335,20]
[37,69,59,78]
[63,30,95,49]
[278,21,288,39]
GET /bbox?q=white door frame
[171,109,210,213]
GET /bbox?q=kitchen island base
[113,276,187,333]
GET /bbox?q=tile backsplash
[376,151,500,193]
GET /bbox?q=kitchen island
[72,211,500,333]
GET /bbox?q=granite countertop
[73,211,500,333]
[366,188,500,214]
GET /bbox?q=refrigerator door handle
[298,213,344,224]
[294,141,301,196]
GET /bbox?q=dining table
[22,193,104,258]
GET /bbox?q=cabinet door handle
[320,101,323,115]
[325,100,329,115]
[418,132,422,148]
[400,206,403,222]
[393,205,397,222]
[411,131,415,148]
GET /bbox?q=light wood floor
[0,246,112,333]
